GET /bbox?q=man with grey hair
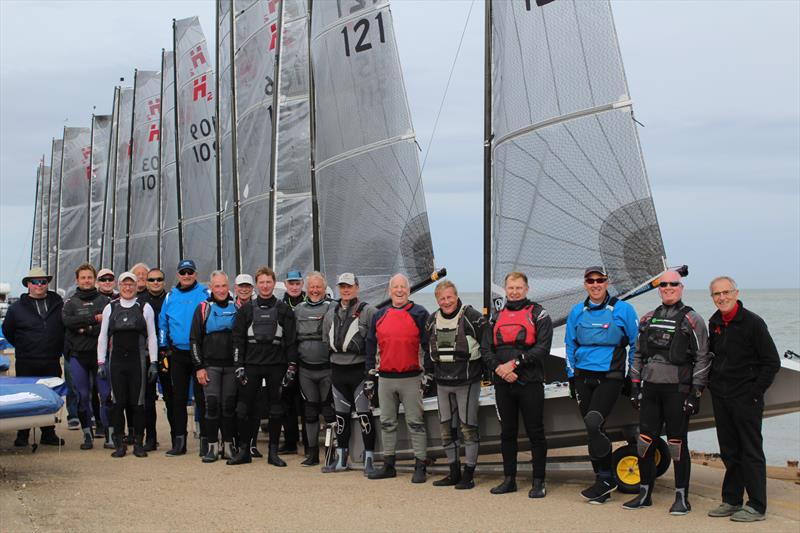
[706,276,780,522]
[366,274,432,483]
[131,263,150,294]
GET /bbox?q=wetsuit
[138,288,168,449]
[97,297,158,449]
[481,298,552,482]
[630,301,711,508]
[279,292,306,452]
[62,287,110,443]
[564,294,638,492]
[190,296,237,456]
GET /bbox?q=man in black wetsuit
[138,267,169,451]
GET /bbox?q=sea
[412,288,800,466]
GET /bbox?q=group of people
[1,261,781,522]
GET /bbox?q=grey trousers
[437,381,480,466]
[378,375,427,460]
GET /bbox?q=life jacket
[329,301,368,354]
[575,297,626,347]
[200,300,237,335]
[108,300,146,358]
[428,305,478,363]
[295,300,329,342]
[247,300,282,345]
[640,305,694,366]
[493,304,536,348]
[376,303,421,374]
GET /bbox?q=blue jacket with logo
[158,282,210,350]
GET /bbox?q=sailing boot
[322,448,349,473]
[249,437,263,458]
[226,447,252,466]
[111,434,127,458]
[40,428,65,446]
[368,455,397,479]
[80,427,94,450]
[433,461,461,486]
[165,434,187,456]
[529,478,546,499]
[455,465,476,490]
[490,476,517,494]
[203,441,220,463]
[267,444,287,467]
[411,458,428,484]
[143,434,158,452]
[623,484,653,510]
[301,446,320,467]
[133,436,148,458]
[223,441,236,460]
[198,437,209,457]
[362,451,376,478]
[669,487,691,515]
[14,430,29,447]
[104,426,115,449]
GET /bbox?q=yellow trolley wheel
[612,438,671,494]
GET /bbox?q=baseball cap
[337,272,358,286]
[235,274,254,286]
[118,272,137,284]
[584,265,608,277]
[97,268,115,279]
[177,259,197,272]
[285,270,303,281]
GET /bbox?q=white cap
[337,272,358,286]
[235,274,254,286]
[97,268,114,279]
[118,272,137,284]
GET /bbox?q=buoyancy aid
[641,305,693,366]
[108,300,146,358]
[201,301,237,334]
[493,304,536,348]
[575,296,626,347]
[429,306,479,363]
[247,300,282,345]
[376,303,421,374]
[330,301,368,354]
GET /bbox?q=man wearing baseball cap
[2,268,66,447]
[96,268,118,299]
[564,265,639,503]
[279,269,305,455]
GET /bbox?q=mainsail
[488,0,666,324]
[47,138,64,276]
[39,158,52,272]
[56,126,92,295]
[128,70,162,267]
[174,16,219,278]
[30,162,45,268]
[273,0,313,278]
[160,50,180,274]
[89,114,112,267]
[101,88,122,269]
[112,87,134,272]
[310,0,435,303]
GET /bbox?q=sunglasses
[178,269,195,276]
[659,281,681,288]
[28,279,48,286]
[147,277,164,282]
[98,277,114,282]
[584,277,608,285]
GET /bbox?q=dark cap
[285,270,303,281]
[584,265,607,277]
[177,259,197,272]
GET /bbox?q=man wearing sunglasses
[2,268,67,447]
[706,276,779,522]
[158,259,210,456]
[96,269,118,299]
[564,265,639,504]
[138,267,170,451]
[625,270,711,515]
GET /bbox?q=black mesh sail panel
[491,0,665,325]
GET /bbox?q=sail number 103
[341,12,385,57]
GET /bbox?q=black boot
[166,434,187,456]
[111,434,126,458]
[455,465,476,490]
[226,447,252,465]
[80,428,94,450]
[133,436,148,458]
[433,461,461,486]
[267,444,287,467]
[368,455,397,479]
[40,428,65,446]
[249,437,263,458]
[103,426,115,449]
[411,458,428,484]
[143,435,158,452]
[14,430,29,447]
[490,476,517,494]
[203,442,219,463]
[622,484,653,510]
[301,446,320,467]
[529,478,546,499]
[198,437,209,457]
[669,487,691,515]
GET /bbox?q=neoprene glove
[630,382,641,410]
[683,386,702,415]
[568,377,577,400]
[235,367,248,386]
[158,349,170,373]
[147,362,158,384]
[282,363,298,389]
[97,363,107,380]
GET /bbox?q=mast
[158,50,166,268]
[214,3,223,270]
[87,115,96,261]
[308,0,320,271]
[229,0,242,274]
[483,0,493,315]
[172,19,184,257]
[267,1,285,269]
[125,69,139,270]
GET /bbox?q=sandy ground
[1,403,798,533]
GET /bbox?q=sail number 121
[341,12,385,57]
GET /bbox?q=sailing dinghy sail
[39,156,52,272]
[56,126,92,295]
[89,114,112,267]
[30,162,45,268]
[160,50,180,273]
[216,0,237,273]
[310,0,435,303]
[128,70,162,268]
[174,16,219,278]
[487,0,666,324]
[46,139,64,278]
[112,87,134,272]
[100,88,121,269]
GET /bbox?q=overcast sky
[1,0,798,296]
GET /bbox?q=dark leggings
[109,352,146,438]
[236,364,285,447]
[68,356,96,429]
[170,351,206,438]
[574,373,622,475]
[495,381,547,479]
[331,363,375,451]
[639,383,690,489]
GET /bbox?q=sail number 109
[341,12,385,57]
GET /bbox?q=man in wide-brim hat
[1,267,66,447]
